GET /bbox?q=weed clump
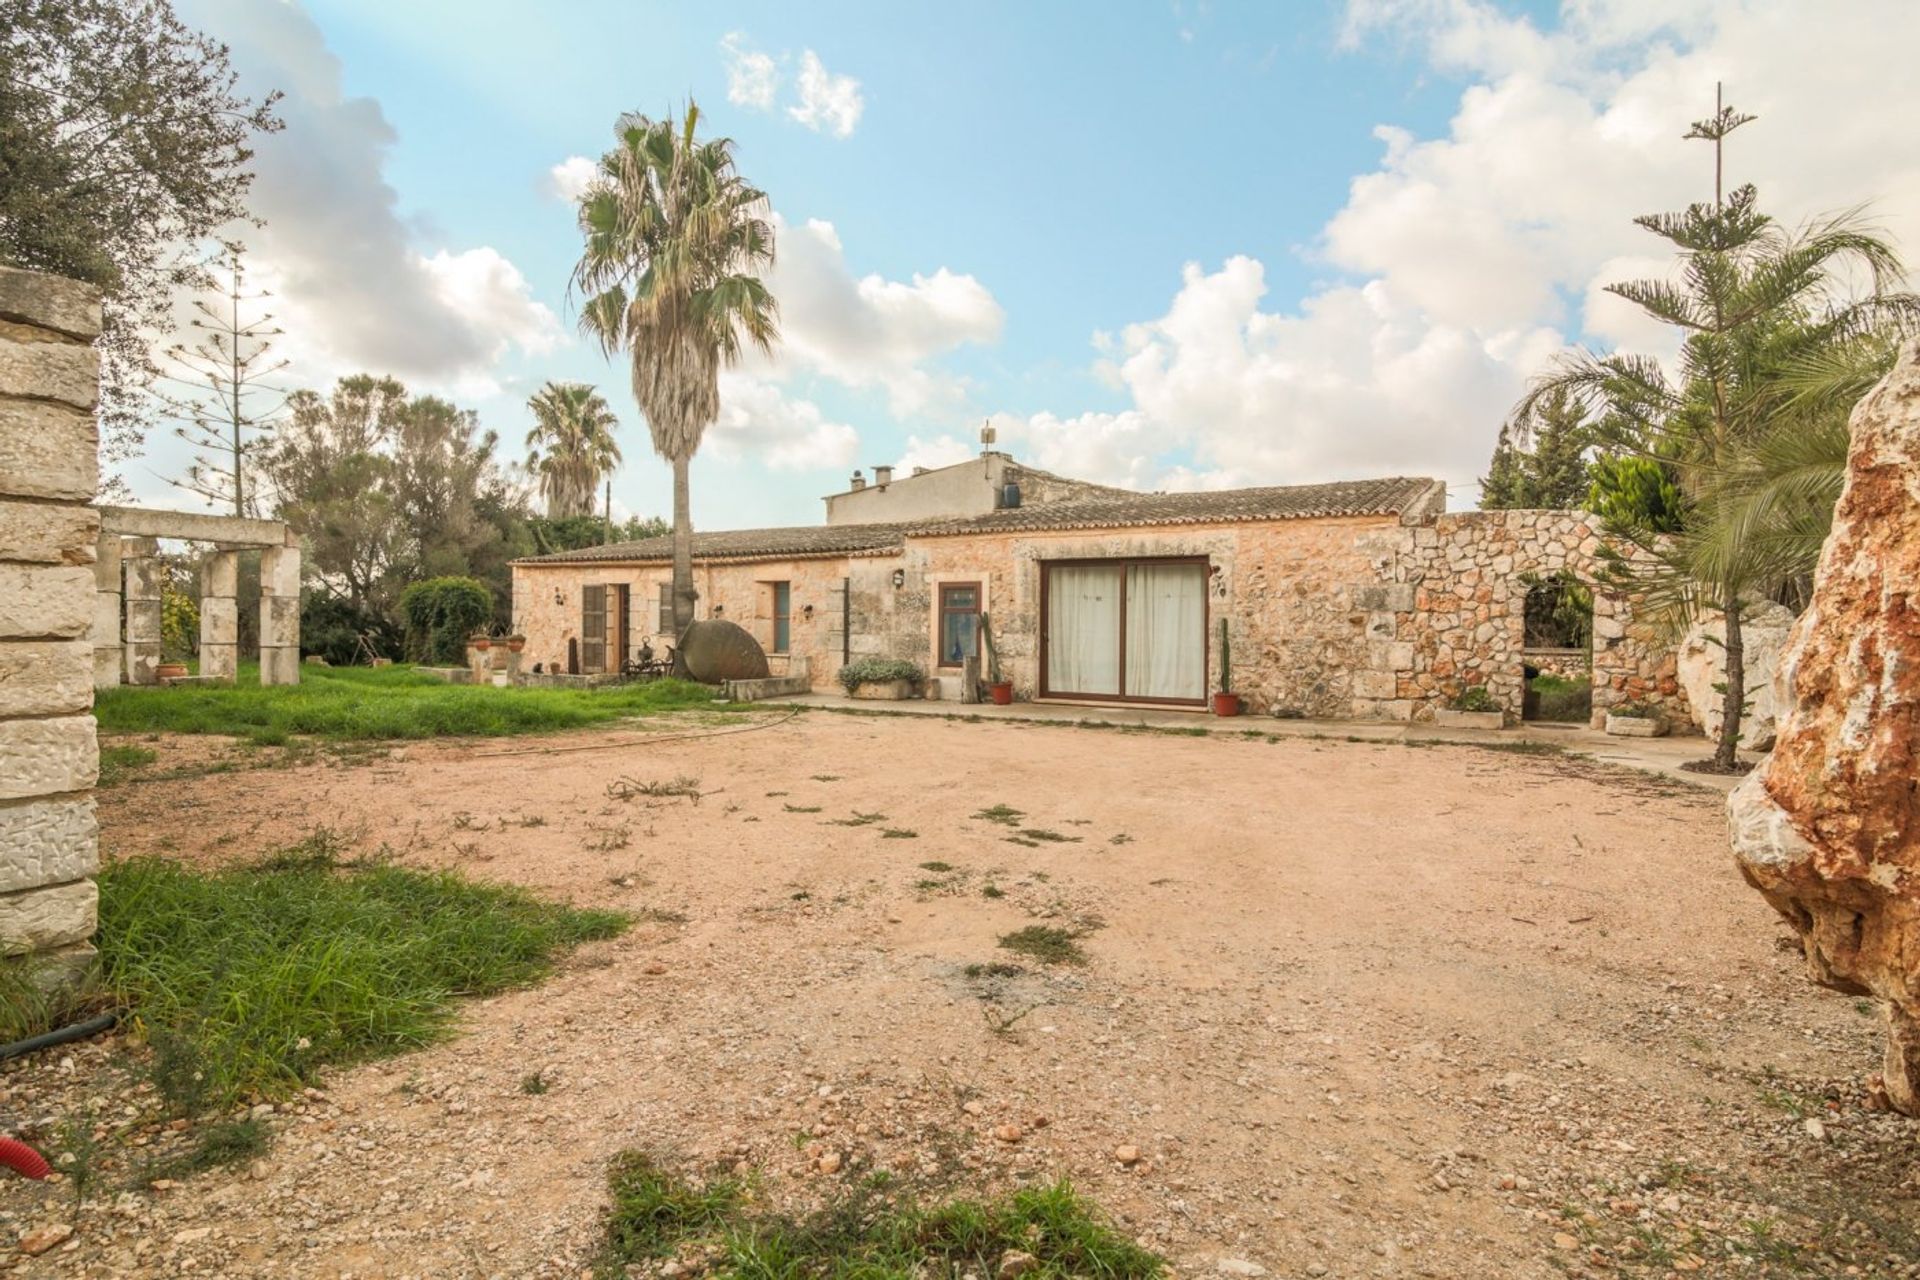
[998,926,1088,966]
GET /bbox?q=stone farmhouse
[510,448,1689,726]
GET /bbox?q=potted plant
[1436,685,1505,730]
[505,634,527,654]
[155,661,189,680]
[838,657,924,700]
[1212,618,1241,716]
[1604,700,1667,737]
[470,633,492,652]
[981,612,1013,705]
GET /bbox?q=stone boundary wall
[1354,509,1688,726]
[0,265,102,982]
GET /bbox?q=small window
[938,582,981,668]
[771,581,791,654]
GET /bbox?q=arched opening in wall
[1520,572,1593,722]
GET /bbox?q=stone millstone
[1729,338,1920,1114]
[678,619,770,683]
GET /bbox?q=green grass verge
[94,663,721,744]
[595,1153,1162,1280]
[96,830,626,1108]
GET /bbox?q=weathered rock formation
[1679,600,1797,749]
[1730,340,1920,1114]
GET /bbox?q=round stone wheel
[678,619,771,682]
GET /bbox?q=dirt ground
[6,709,1919,1278]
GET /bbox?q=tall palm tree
[1514,181,1915,768]
[525,381,622,519]
[569,102,777,641]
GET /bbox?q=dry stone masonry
[0,265,102,983]
[1730,340,1920,1115]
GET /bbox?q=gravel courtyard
[8,710,1918,1278]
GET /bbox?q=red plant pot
[506,636,526,653]
[989,681,1014,706]
[470,638,492,652]
[1212,692,1242,717]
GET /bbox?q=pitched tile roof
[517,522,911,565]
[516,477,1441,566]
[906,476,1441,536]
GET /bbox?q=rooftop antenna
[979,419,997,454]
[1683,80,1755,209]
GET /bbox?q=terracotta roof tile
[516,522,910,566]
[907,476,1440,535]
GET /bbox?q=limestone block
[1352,670,1397,700]
[0,564,93,638]
[0,335,98,409]
[0,715,96,800]
[0,879,99,954]
[260,593,299,645]
[0,401,98,502]
[0,498,97,565]
[92,644,121,689]
[199,595,239,646]
[0,639,92,717]
[1379,584,1417,613]
[122,554,164,602]
[201,549,239,598]
[0,265,103,340]
[1730,339,1920,1114]
[123,597,162,645]
[92,533,122,590]
[200,642,238,681]
[1677,601,1796,748]
[90,590,121,645]
[124,640,161,686]
[260,645,300,687]
[261,544,300,597]
[0,797,98,893]
[1387,641,1415,671]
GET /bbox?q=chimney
[911,466,928,477]
[849,469,866,491]
[874,464,894,487]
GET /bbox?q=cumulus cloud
[1000,0,1920,502]
[176,0,560,395]
[707,374,859,471]
[720,32,779,110]
[787,50,864,137]
[547,154,598,203]
[747,215,1003,417]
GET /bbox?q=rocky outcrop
[1679,600,1797,749]
[1730,340,1920,1114]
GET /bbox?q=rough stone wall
[0,266,101,980]
[1370,509,1688,726]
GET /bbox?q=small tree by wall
[399,577,493,666]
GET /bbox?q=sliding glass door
[1042,559,1207,705]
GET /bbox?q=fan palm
[525,381,622,519]
[569,101,777,642]
[1514,184,1917,768]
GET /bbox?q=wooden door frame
[1037,556,1210,706]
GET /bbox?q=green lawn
[95,662,723,743]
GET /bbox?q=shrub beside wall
[398,576,494,665]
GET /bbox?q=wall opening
[1520,572,1593,722]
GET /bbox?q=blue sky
[139,1,1920,529]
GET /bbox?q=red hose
[0,1137,51,1179]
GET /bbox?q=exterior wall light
[553,588,564,605]
[802,603,814,620]
[891,568,906,589]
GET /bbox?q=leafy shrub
[837,657,924,694]
[398,576,493,665]
[160,578,199,663]
[300,593,404,666]
[1450,685,1499,713]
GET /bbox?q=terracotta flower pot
[156,662,189,680]
[470,636,492,651]
[1212,692,1242,717]
[506,636,526,653]
[989,681,1014,706]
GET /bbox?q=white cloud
[174,0,560,396]
[547,154,597,203]
[996,0,1920,503]
[720,32,779,110]
[787,50,864,137]
[707,374,859,472]
[748,214,1003,417]
[895,434,978,473]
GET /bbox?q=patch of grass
[593,1153,1160,1280]
[981,884,1006,899]
[1005,836,1040,848]
[98,742,159,787]
[0,956,110,1044]
[998,925,1088,966]
[99,829,626,1108]
[521,1071,549,1096]
[963,962,1024,979]
[810,774,842,782]
[95,664,720,744]
[918,861,955,872]
[1109,833,1133,846]
[148,1118,268,1179]
[881,828,918,839]
[1018,828,1082,844]
[972,804,1025,826]
[829,811,887,827]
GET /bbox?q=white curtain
[1124,564,1206,701]
[1046,565,1121,695]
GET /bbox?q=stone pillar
[198,549,240,682]
[259,538,301,686]
[91,531,123,688]
[0,264,102,984]
[121,537,162,685]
